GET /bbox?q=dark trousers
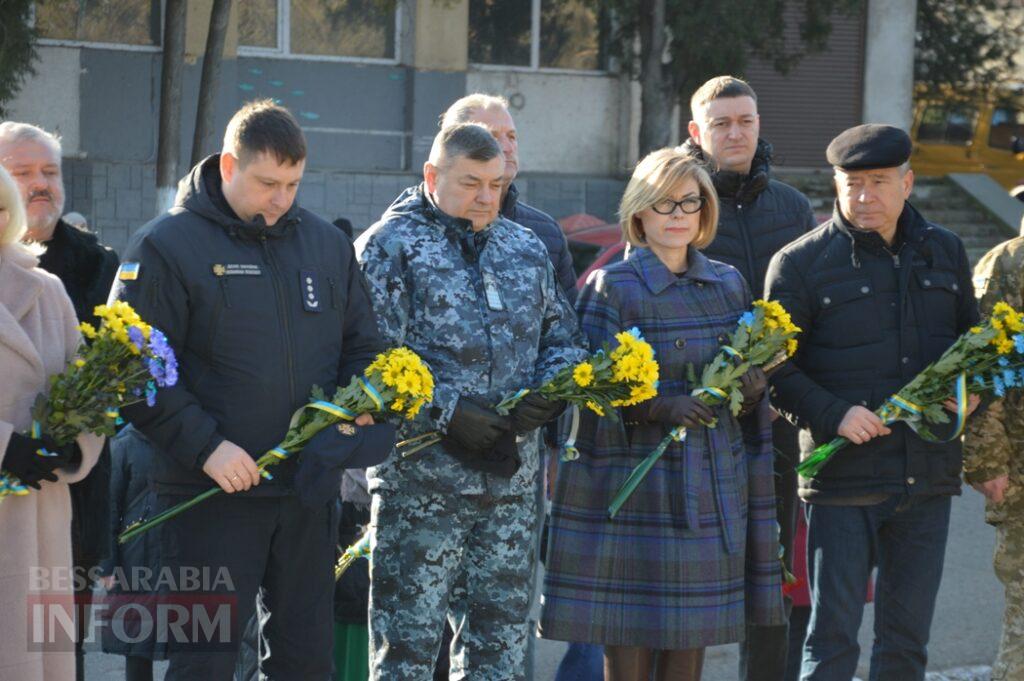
[800,494,951,681]
[157,492,337,681]
[740,418,800,681]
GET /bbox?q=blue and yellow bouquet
[399,328,660,457]
[0,302,178,499]
[118,347,435,543]
[608,300,800,517]
[797,301,1024,478]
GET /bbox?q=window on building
[469,0,605,71]
[988,105,1024,151]
[917,104,978,147]
[35,0,161,46]
[238,0,397,61]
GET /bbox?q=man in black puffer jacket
[765,125,979,681]
[684,76,816,681]
[112,101,385,680]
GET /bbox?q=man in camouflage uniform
[964,234,1024,681]
[354,123,586,680]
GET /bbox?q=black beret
[826,124,912,171]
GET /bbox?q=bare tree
[191,0,233,167]
[156,0,187,214]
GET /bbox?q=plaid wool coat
[540,246,784,650]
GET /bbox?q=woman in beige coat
[0,165,104,681]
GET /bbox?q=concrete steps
[775,171,1016,267]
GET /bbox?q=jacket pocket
[914,268,961,336]
[815,278,883,349]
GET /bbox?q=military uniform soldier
[355,123,586,679]
[963,237,1024,681]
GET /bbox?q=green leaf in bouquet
[923,403,949,424]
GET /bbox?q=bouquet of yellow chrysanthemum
[117,347,434,542]
[797,301,1024,479]
[0,302,178,500]
[398,328,659,458]
[608,300,800,518]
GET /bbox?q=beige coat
[0,244,104,681]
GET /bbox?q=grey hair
[0,164,29,250]
[439,93,511,129]
[427,123,503,169]
[0,121,62,160]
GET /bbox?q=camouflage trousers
[368,488,538,680]
[994,519,1024,681]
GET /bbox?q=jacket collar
[500,183,520,217]
[0,246,46,375]
[831,200,933,268]
[679,138,773,204]
[630,246,722,295]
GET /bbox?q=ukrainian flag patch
[117,262,141,281]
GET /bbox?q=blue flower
[1004,369,1018,388]
[999,356,1010,367]
[627,327,643,340]
[973,375,986,388]
[128,326,146,351]
[994,375,1006,397]
[145,380,158,407]
[1015,334,1024,355]
[738,311,756,328]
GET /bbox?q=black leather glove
[738,366,768,415]
[627,395,714,430]
[2,432,75,489]
[510,392,567,434]
[441,398,519,478]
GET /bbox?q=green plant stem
[118,486,221,544]
[607,426,684,518]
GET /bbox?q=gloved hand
[510,392,567,434]
[444,398,511,453]
[628,395,715,430]
[738,366,768,415]
[441,398,519,478]
[2,432,75,489]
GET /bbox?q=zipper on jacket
[328,277,338,310]
[735,202,758,295]
[260,236,297,406]
[218,278,232,308]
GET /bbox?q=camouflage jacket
[354,185,587,497]
[963,236,1024,523]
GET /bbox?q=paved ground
[85,490,1003,680]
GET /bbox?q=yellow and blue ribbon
[358,379,384,412]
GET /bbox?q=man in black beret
[764,123,980,680]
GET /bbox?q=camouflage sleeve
[357,233,460,431]
[533,258,588,385]
[963,244,1021,482]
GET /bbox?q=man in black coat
[0,121,119,681]
[765,124,980,680]
[683,76,816,681]
[111,100,385,679]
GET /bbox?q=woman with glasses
[540,149,784,681]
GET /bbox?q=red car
[560,213,626,289]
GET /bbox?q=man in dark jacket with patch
[765,124,979,681]
[0,121,120,681]
[682,76,816,681]
[111,100,385,680]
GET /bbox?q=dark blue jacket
[113,155,384,493]
[765,202,979,500]
[501,184,577,304]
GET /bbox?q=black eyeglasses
[651,196,706,215]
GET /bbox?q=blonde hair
[619,148,719,249]
[0,164,29,250]
[439,93,511,129]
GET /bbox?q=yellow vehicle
[910,88,1024,190]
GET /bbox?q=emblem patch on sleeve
[117,262,141,281]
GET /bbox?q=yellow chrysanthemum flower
[585,400,605,417]
[573,362,595,387]
[79,323,97,339]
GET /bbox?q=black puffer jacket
[765,202,979,500]
[113,155,384,493]
[501,183,577,303]
[681,139,816,298]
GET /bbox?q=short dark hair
[690,76,758,119]
[428,123,502,168]
[223,99,306,166]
